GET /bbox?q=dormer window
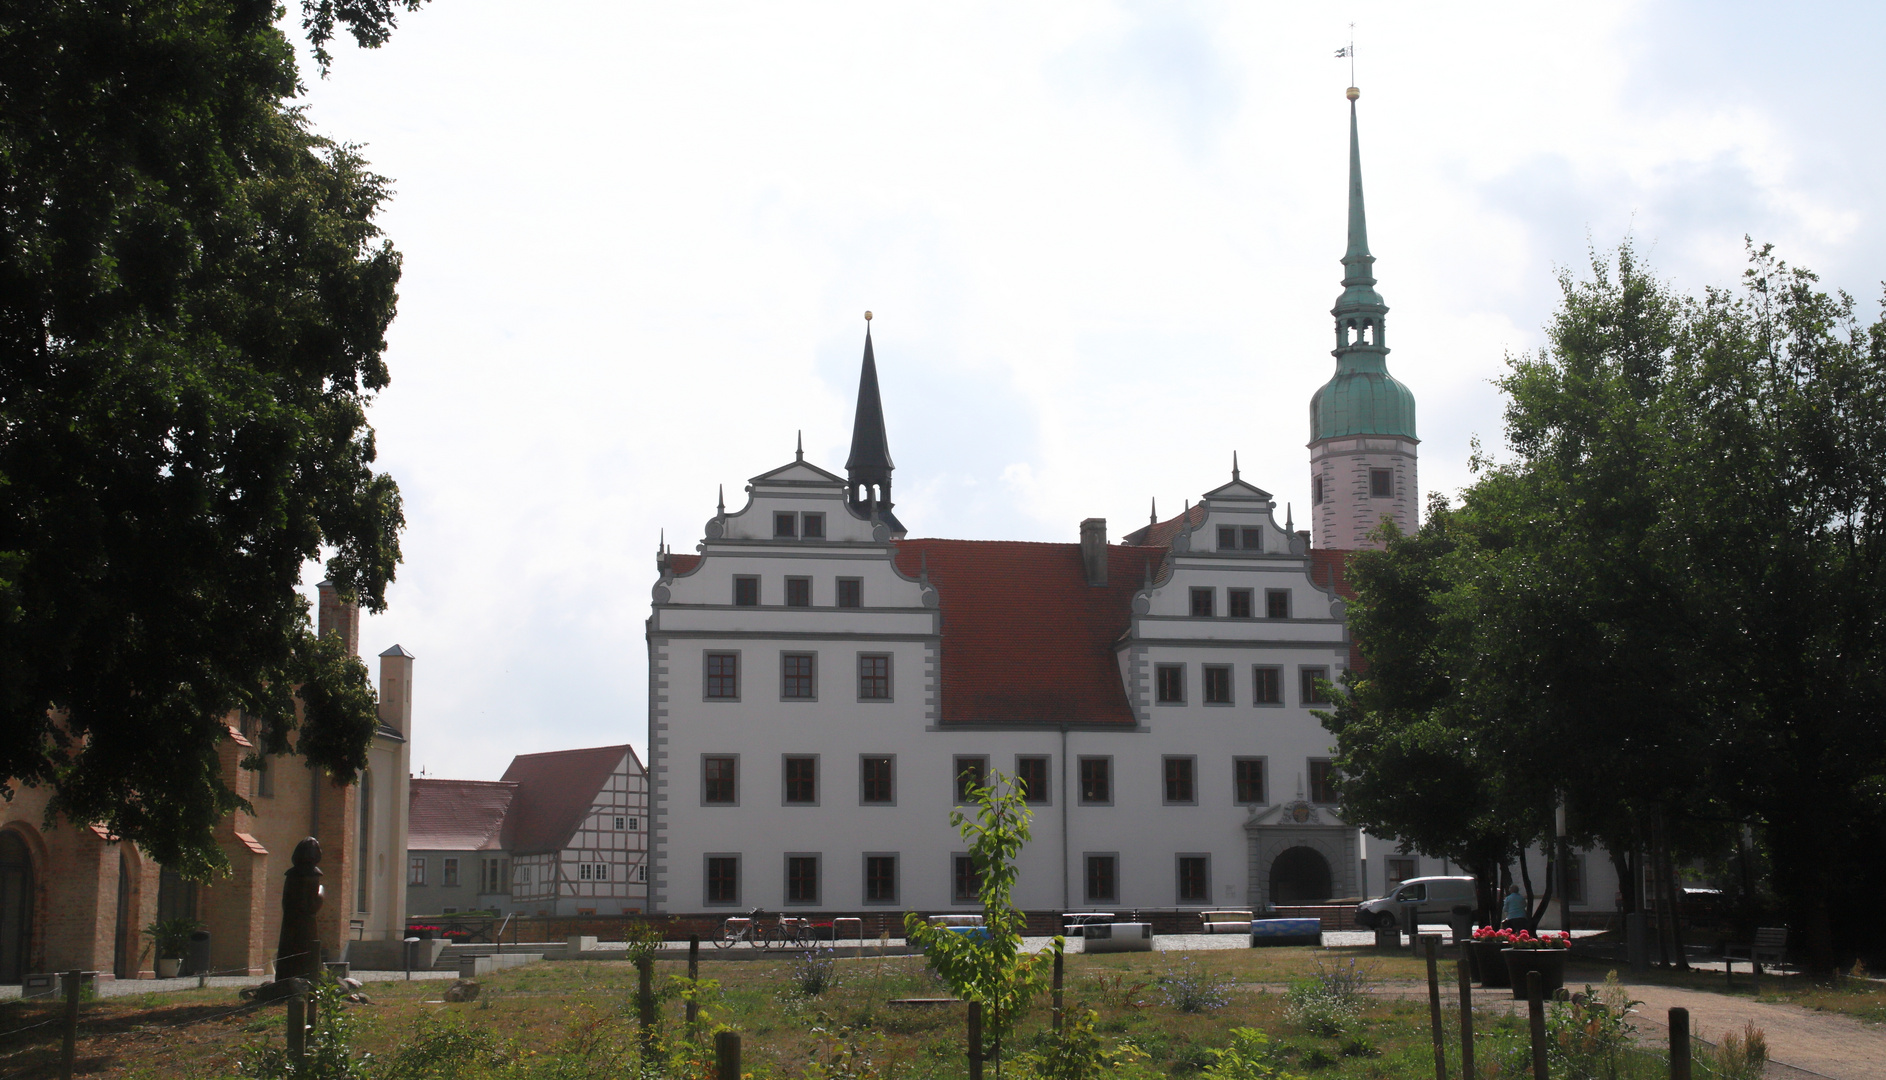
[774,513,797,538]
[801,513,824,538]
[1216,526,1266,551]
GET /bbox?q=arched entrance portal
[1269,846,1333,906]
[0,830,34,983]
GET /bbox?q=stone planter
[155,957,182,979]
[1470,940,1510,987]
[408,928,436,941]
[1502,948,1567,999]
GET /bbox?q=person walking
[1502,884,1528,931]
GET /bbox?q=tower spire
[845,312,904,534]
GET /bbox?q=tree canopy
[0,1,425,877]
[1324,242,1886,973]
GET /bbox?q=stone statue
[275,836,324,983]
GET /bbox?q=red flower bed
[1472,926,1571,950]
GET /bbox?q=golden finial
[1346,86,1359,101]
[864,310,873,321]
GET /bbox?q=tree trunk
[1609,847,1636,915]
[1655,809,1689,970]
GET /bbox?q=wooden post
[1668,1007,1691,1080]
[715,1030,741,1080]
[286,989,308,1067]
[1052,950,1064,1034]
[687,935,701,1030]
[59,970,81,1080]
[1456,956,1475,1080]
[1424,935,1447,1080]
[967,1000,984,1080]
[1527,970,1548,1079]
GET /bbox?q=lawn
[0,945,1716,1079]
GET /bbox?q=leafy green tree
[0,1,426,877]
[1327,241,1886,973]
[905,770,1062,1076]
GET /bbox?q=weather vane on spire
[1335,23,1356,94]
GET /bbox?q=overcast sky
[289,1,1886,780]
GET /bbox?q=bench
[1061,912,1115,938]
[1724,926,1788,990]
[1082,922,1153,953]
[1199,910,1255,934]
[1251,918,1322,947]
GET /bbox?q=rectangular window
[1163,756,1196,804]
[1308,759,1339,804]
[1217,526,1237,550]
[1562,854,1586,904]
[627,818,638,831]
[1084,855,1118,902]
[612,816,625,829]
[858,654,891,700]
[784,756,818,804]
[1155,664,1185,703]
[836,578,863,608]
[703,755,737,804]
[1300,666,1332,705]
[774,512,797,537]
[705,652,739,700]
[1190,587,1214,617]
[952,854,982,902]
[1016,755,1049,804]
[1370,468,1393,498]
[733,576,759,607]
[1234,757,1267,804]
[785,577,811,607]
[1203,665,1232,704]
[1227,589,1253,618]
[1078,757,1111,804]
[864,854,898,903]
[953,756,988,803]
[860,755,894,804]
[443,857,459,886]
[1265,589,1290,619]
[1241,527,1263,551]
[1177,855,1210,903]
[1253,666,1282,705]
[594,863,608,881]
[781,653,816,699]
[705,855,739,905]
[1387,857,1418,888]
[1312,475,1324,505]
[801,513,825,539]
[408,856,427,886]
[579,864,592,881]
[786,855,820,904]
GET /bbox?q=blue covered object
[1250,918,1322,947]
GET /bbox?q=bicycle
[715,908,814,949]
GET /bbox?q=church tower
[845,314,906,536]
[1309,87,1418,550]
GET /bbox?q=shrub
[375,1015,507,1080]
[237,983,368,1080]
[1199,1027,1298,1080]
[1544,973,1640,1080]
[1158,956,1234,1013]
[1009,1009,1156,1080]
[1708,1022,1768,1080]
[789,947,840,995]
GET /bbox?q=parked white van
[1355,876,1478,929]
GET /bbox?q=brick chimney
[1080,518,1108,586]
[316,580,359,657]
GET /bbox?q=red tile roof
[664,554,702,575]
[408,778,517,851]
[1121,503,1208,548]
[893,540,1166,726]
[1310,549,1364,670]
[500,745,637,855]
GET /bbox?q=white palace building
[643,92,1618,925]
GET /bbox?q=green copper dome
[1310,91,1417,445]
[1310,367,1418,441]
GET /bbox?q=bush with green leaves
[237,983,368,1080]
[1544,974,1640,1080]
[1281,957,1373,1037]
[1200,1027,1301,1080]
[788,947,840,995]
[1009,1009,1157,1080]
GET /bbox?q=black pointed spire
[846,312,904,534]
